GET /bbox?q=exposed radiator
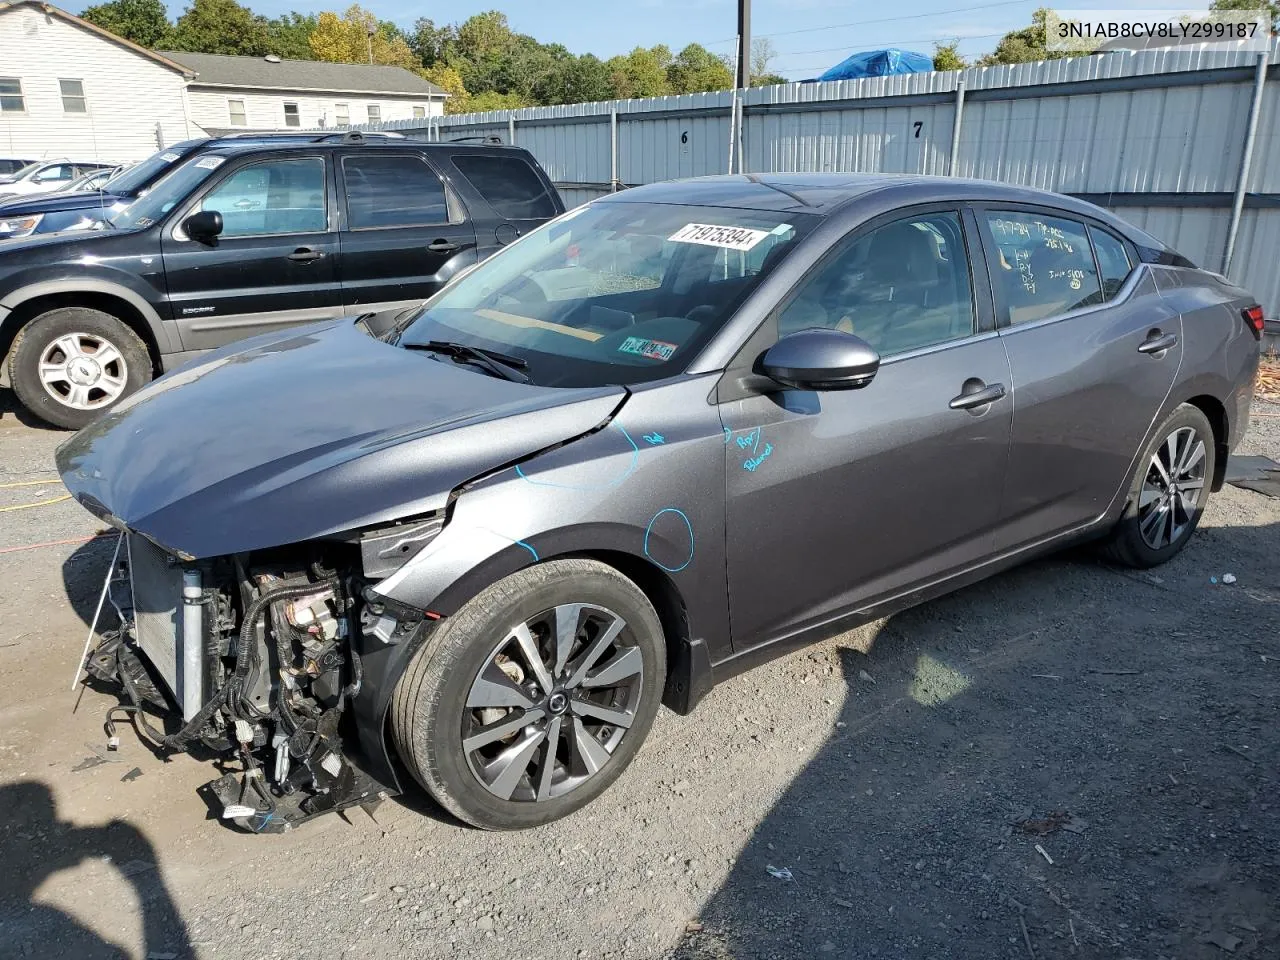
[128,534,203,719]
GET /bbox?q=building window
[367,104,381,124]
[228,98,247,126]
[59,78,87,113]
[283,102,300,127]
[412,105,426,119]
[0,77,25,113]
[335,102,349,126]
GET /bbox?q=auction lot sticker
[668,223,771,251]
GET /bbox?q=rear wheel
[8,306,151,430]
[391,559,666,830]
[1101,403,1215,568]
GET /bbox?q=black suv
[0,133,564,428]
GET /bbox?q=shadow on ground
[0,781,193,958]
[672,521,1279,960]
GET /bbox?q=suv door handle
[1138,331,1178,355]
[287,247,325,263]
[949,381,1007,411]
[427,239,460,254]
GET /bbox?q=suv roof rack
[218,130,406,142]
[449,136,507,144]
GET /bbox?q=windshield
[3,161,44,183]
[396,201,816,387]
[106,141,202,197]
[108,153,227,230]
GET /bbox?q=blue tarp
[811,48,934,82]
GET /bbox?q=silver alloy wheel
[37,332,129,410]
[462,603,643,802]
[1138,425,1207,550]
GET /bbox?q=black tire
[8,306,152,430]
[391,559,666,830]
[1100,403,1216,568]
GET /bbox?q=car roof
[602,172,1163,249]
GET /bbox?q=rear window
[343,154,451,228]
[451,154,558,221]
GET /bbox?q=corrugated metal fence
[348,41,1280,309]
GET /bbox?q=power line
[705,0,1036,44]
[772,32,1007,62]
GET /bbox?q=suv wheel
[392,559,666,830]
[9,307,152,430]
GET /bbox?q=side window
[34,164,75,183]
[985,211,1102,324]
[1090,226,1133,300]
[195,158,327,238]
[451,155,559,220]
[342,154,450,229]
[777,211,975,356]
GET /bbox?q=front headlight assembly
[0,213,42,238]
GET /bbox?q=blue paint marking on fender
[643,432,665,445]
[643,507,694,573]
[513,539,540,562]
[514,423,640,490]
[723,427,733,444]
[743,442,774,472]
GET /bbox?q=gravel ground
[0,387,1277,960]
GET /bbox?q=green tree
[168,0,270,55]
[409,16,457,67]
[265,12,317,60]
[979,8,1083,65]
[606,45,672,99]
[667,43,734,93]
[466,89,530,112]
[80,0,170,46]
[1208,0,1279,27]
[536,53,613,105]
[309,5,418,70]
[932,40,967,71]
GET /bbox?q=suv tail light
[1242,305,1265,340]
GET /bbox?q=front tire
[391,559,667,830]
[8,306,152,430]
[1101,403,1216,568]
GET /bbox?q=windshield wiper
[403,340,531,383]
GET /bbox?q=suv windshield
[105,141,203,197]
[397,201,816,387]
[2,161,43,182]
[109,154,228,230]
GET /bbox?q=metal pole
[728,36,741,174]
[610,110,618,191]
[736,97,745,174]
[737,0,752,89]
[508,116,516,145]
[948,79,966,177]
[1224,51,1268,277]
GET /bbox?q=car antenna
[744,173,814,207]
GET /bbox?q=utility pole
[366,22,376,65]
[736,0,751,88]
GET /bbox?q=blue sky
[160,0,1219,77]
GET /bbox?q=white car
[0,159,116,197]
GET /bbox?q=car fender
[0,275,179,354]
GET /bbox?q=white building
[0,1,447,163]
[0,1,196,162]
[162,50,447,135]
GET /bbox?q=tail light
[1242,305,1265,340]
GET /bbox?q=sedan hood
[56,319,626,558]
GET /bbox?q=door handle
[427,239,460,254]
[287,247,325,263]
[1138,331,1178,355]
[949,381,1007,411]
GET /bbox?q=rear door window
[341,154,453,229]
[451,154,558,220]
[1089,226,1133,300]
[984,211,1102,325]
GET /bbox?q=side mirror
[183,210,223,243]
[758,328,881,391]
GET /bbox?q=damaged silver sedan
[58,175,1262,832]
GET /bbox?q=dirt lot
[1,385,1277,960]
